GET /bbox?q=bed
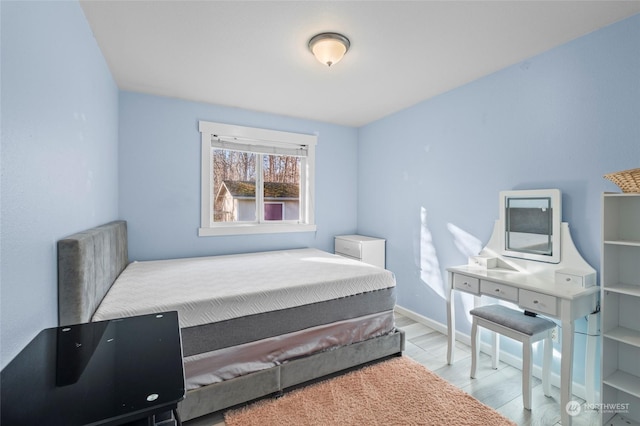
[57,220,405,421]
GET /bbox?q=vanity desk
[448,265,597,425]
[447,207,598,426]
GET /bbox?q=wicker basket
[603,168,640,193]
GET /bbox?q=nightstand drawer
[481,280,518,302]
[453,274,480,295]
[334,235,386,268]
[335,238,362,259]
[519,289,557,316]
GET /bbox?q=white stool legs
[470,316,554,411]
[492,331,500,369]
[522,334,533,409]
[542,330,552,397]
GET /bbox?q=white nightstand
[334,235,386,268]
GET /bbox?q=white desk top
[448,221,598,301]
[447,264,599,300]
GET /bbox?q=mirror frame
[499,189,561,264]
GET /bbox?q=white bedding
[92,248,395,328]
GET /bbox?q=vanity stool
[470,304,555,410]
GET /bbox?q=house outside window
[215,181,299,222]
[199,121,317,236]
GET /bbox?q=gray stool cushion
[470,305,555,336]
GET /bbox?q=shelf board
[604,414,640,426]
[604,327,640,348]
[604,284,640,297]
[604,193,640,198]
[603,370,640,399]
[605,240,640,247]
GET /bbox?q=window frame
[199,121,317,236]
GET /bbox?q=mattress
[180,286,396,356]
[92,248,396,328]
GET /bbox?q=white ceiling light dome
[308,32,350,67]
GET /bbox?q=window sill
[199,223,317,237]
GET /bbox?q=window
[199,121,317,236]
[264,203,284,221]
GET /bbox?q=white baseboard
[394,305,588,401]
[394,305,449,335]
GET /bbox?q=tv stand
[447,221,598,426]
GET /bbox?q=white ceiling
[80,1,640,127]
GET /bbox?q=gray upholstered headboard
[57,220,128,326]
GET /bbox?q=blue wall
[118,92,359,261]
[1,0,638,391]
[0,1,119,368]
[357,14,640,386]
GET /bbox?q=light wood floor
[185,312,600,426]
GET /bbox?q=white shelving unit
[601,193,640,425]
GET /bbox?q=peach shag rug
[224,356,516,426]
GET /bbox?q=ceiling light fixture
[308,32,350,67]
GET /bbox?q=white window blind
[211,135,308,157]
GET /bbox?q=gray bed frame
[57,220,405,421]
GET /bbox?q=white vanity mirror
[499,189,561,264]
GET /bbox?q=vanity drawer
[481,280,518,302]
[453,274,480,295]
[555,269,596,288]
[519,290,557,316]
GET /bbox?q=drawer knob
[495,288,500,292]
[533,300,539,304]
